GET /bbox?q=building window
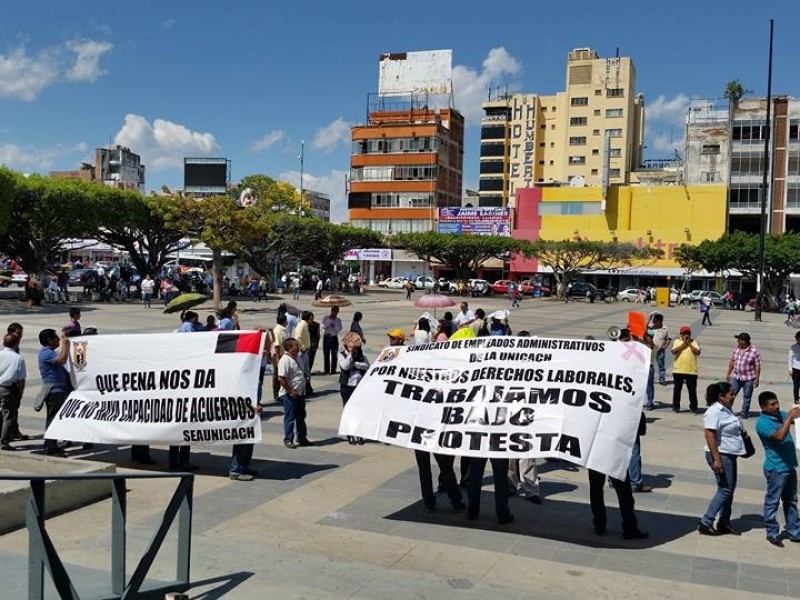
[595,89,602,96]
[570,117,587,126]
[351,165,437,182]
[538,160,545,165]
[551,124,556,130]
[732,121,767,142]
[549,160,554,165]
[542,106,547,112]
[606,128,623,138]
[790,120,800,140]
[538,201,603,215]
[593,129,600,136]
[540,124,546,130]
[568,156,586,165]
[606,108,623,118]
[591,169,599,175]
[594,109,601,116]
[570,97,589,106]
[569,136,587,146]
[480,143,506,157]
[701,144,721,155]
[607,88,624,98]
[609,147,622,157]
[702,171,719,182]
[480,125,506,140]
[592,149,599,155]
[552,107,557,112]
[550,142,555,148]
[539,142,545,147]
[479,160,504,174]
[609,168,621,177]
[351,136,438,155]
[729,186,761,208]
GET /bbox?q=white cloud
[310,118,350,153]
[0,39,112,100]
[0,141,88,171]
[0,46,59,101]
[279,169,348,223]
[650,133,684,154]
[646,94,690,127]
[452,47,522,125]
[65,39,113,82]
[249,129,285,152]
[162,19,176,29]
[114,113,219,171]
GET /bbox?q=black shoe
[716,524,741,536]
[44,449,68,457]
[425,503,436,512]
[528,494,543,505]
[0,445,17,451]
[698,523,720,536]
[11,433,29,441]
[356,438,365,445]
[623,529,649,540]
[347,436,356,445]
[178,463,198,471]
[767,536,784,547]
[497,513,515,525]
[297,439,313,447]
[284,441,297,449]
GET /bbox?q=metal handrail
[1,472,194,600]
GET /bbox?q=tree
[87,188,189,276]
[237,174,304,213]
[393,232,524,281]
[522,239,663,297]
[724,79,745,107]
[158,194,247,309]
[679,232,800,307]
[0,173,96,274]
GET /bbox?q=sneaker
[622,529,649,540]
[698,523,720,536]
[633,485,653,493]
[284,441,297,449]
[716,524,741,536]
[229,472,255,481]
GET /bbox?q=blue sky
[1,1,798,221]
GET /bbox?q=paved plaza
[1,291,799,598]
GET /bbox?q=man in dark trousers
[467,457,514,525]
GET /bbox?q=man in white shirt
[277,338,311,449]
[453,302,475,328]
[0,333,27,450]
[140,274,155,308]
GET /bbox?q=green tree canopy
[237,174,303,213]
[522,239,663,296]
[0,173,96,273]
[393,232,524,281]
[724,79,745,106]
[676,232,800,306]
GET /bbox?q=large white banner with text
[45,331,264,445]
[339,337,648,479]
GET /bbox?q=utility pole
[755,18,774,323]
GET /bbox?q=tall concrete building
[348,102,464,233]
[50,145,145,193]
[684,96,800,234]
[479,48,644,207]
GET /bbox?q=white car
[383,277,407,289]
[617,288,646,302]
[11,272,28,287]
[413,276,436,290]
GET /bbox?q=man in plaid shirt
[726,332,762,419]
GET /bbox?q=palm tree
[724,80,745,107]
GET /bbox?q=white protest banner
[45,331,264,446]
[339,336,649,479]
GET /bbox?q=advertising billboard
[184,158,229,194]
[378,50,452,96]
[437,207,510,236]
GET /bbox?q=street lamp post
[299,140,305,214]
[755,18,774,323]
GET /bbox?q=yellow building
[510,184,728,277]
[480,48,644,208]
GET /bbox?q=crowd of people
[4,291,800,546]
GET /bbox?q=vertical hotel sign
[510,95,536,201]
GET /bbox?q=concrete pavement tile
[692,556,738,574]
[594,552,646,575]
[737,576,789,596]
[689,569,737,589]
[551,546,599,568]
[390,540,501,580]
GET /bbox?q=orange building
[348,103,464,234]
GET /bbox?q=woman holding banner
[698,381,745,536]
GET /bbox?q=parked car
[68,269,92,286]
[435,278,453,293]
[567,282,606,301]
[468,279,491,296]
[680,289,724,306]
[521,280,551,297]
[413,276,436,290]
[383,277,407,290]
[617,288,646,302]
[11,272,28,287]
[490,279,515,294]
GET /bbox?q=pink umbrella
[413,293,456,317]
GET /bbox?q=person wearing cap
[387,329,406,346]
[672,326,701,413]
[726,333,762,419]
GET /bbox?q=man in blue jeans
[755,390,800,546]
[727,332,762,419]
[277,338,312,449]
